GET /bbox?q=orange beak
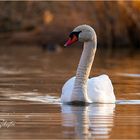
[64,35,78,46]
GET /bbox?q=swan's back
[88,74,116,103]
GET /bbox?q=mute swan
[61,25,116,104]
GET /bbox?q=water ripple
[10,94,61,104]
[116,100,140,104]
[117,73,140,78]
[9,94,140,105]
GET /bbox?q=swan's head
[65,24,96,46]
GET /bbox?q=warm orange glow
[44,11,54,25]
[132,1,140,9]
[118,0,140,9]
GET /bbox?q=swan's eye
[69,31,81,39]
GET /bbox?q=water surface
[0,46,139,139]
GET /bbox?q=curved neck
[72,38,97,102]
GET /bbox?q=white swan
[61,25,116,104]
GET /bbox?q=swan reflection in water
[61,104,115,139]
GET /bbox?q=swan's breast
[61,77,75,103]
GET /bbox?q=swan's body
[61,25,116,104]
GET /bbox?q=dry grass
[0,1,140,48]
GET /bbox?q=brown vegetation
[0,1,140,49]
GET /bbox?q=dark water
[0,46,139,139]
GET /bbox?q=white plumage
[61,75,115,103]
[61,25,116,104]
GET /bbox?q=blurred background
[0,2,140,139]
[0,1,140,50]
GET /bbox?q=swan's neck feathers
[72,40,97,102]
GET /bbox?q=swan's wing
[61,77,75,103]
[88,74,116,103]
